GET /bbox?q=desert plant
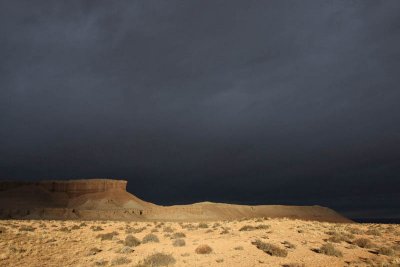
[126,226,146,234]
[19,225,35,232]
[353,238,374,248]
[365,229,381,236]
[171,232,186,239]
[90,226,104,231]
[198,223,209,229]
[163,226,174,233]
[173,238,186,247]
[141,252,176,266]
[142,233,160,243]
[239,225,256,231]
[318,243,343,257]
[282,264,305,267]
[252,240,287,257]
[96,231,119,241]
[234,246,243,250]
[94,259,108,266]
[282,241,296,249]
[195,244,213,254]
[117,246,134,254]
[111,256,131,265]
[378,247,395,256]
[125,234,141,247]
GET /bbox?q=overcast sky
[1,1,399,219]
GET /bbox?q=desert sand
[0,217,399,267]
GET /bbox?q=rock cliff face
[0,179,127,197]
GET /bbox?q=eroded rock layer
[0,179,352,222]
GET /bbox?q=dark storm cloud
[1,1,400,218]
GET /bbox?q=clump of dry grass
[220,228,230,234]
[125,234,141,247]
[90,226,104,231]
[352,238,375,248]
[318,243,343,257]
[94,259,108,266]
[239,224,270,231]
[137,252,176,267]
[163,226,174,233]
[346,227,363,235]
[198,222,209,229]
[173,238,186,247]
[252,240,288,257]
[282,264,305,267]
[282,241,296,249]
[326,232,354,243]
[142,233,159,243]
[195,244,213,254]
[59,226,71,233]
[365,228,381,236]
[111,256,131,266]
[234,246,243,250]
[19,225,35,232]
[96,231,119,241]
[126,226,146,234]
[377,247,395,256]
[171,232,186,239]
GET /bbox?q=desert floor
[0,218,399,267]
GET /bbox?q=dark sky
[1,1,400,219]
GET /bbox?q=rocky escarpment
[0,179,352,222]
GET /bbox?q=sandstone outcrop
[0,179,352,222]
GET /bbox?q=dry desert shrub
[213,222,221,228]
[111,256,132,266]
[163,226,174,233]
[282,241,296,249]
[378,247,395,256]
[318,243,343,257]
[252,240,288,257]
[97,231,119,241]
[172,238,186,247]
[94,259,108,266]
[195,244,213,254]
[171,232,186,239]
[234,246,244,250]
[353,238,375,248]
[90,226,104,231]
[59,226,71,233]
[137,252,176,267]
[220,228,230,234]
[216,258,224,263]
[142,233,160,243]
[117,246,134,254]
[282,264,305,267]
[365,228,381,236]
[19,225,35,232]
[71,225,81,230]
[126,226,146,234]
[79,222,87,227]
[327,232,354,243]
[125,234,141,247]
[346,227,363,235]
[198,222,209,228]
[239,224,270,231]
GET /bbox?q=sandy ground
[0,218,399,267]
